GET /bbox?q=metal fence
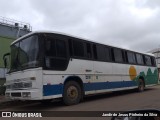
[0,16,32,31]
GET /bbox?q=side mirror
[111,110,160,120]
[3,53,10,68]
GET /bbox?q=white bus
[4,31,158,105]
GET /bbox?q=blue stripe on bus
[84,81,137,91]
[43,81,137,96]
[43,84,63,96]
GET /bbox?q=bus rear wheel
[63,81,82,105]
[138,79,145,92]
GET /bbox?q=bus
[4,31,158,105]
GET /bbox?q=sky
[0,0,160,52]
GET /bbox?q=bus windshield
[10,35,40,72]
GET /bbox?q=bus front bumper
[5,89,42,100]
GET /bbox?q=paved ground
[0,85,160,120]
[0,95,7,103]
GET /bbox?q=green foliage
[134,68,158,85]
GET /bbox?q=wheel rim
[67,86,78,100]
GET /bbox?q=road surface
[0,85,160,120]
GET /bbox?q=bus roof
[11,30,155,57]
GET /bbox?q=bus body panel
[5,58,158,100]
[5,32,158,101]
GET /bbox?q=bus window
[86,43,92,58]
[68,39,73,56]
[113,48,124,63]
[45,38,67,58]
[136,53,144,65]
[93,44,97,60]
[105,47,111,62]
[144,56,152,66]
[96,45,106,61]
[56,40,67,58]
[45,38,56,57]
[45,35,68,70]
[151,57,156,66]
[73,40,84,57]
[93,44,110,62]
[127,52,136,64]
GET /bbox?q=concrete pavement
[0,95,6,104]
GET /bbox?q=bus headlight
[22,92,31,98]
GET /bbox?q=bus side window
[111,48,115,62]
[113,48,124,63]
[104,47,111,62]
[86,43,92,58]
[68,39,73,56]
[96,45,106,61]
[136,53,144,65]
[93,45,110,62]
[45,35,68,70]
[124,51,128,63]
[144,55,152,66]
[73,40,85,58]
[56,40,67,58]
[93,44,97,60]
[45,38,67,58]
[127,51,136,64]
[45,38,56,57]
[151,57,156,66]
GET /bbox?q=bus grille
[6,82,32,89]
[11,93,21,97]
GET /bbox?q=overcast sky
[0,0,160,52]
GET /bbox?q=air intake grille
[6,82,32,90]
[11,93,21,97]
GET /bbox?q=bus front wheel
[138,79,145,92]
[63,81,82,105]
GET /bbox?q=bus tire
[138,79,145,92]
[63,81,82,105]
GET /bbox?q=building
[149,48,160,80]
[0,17,31,94]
